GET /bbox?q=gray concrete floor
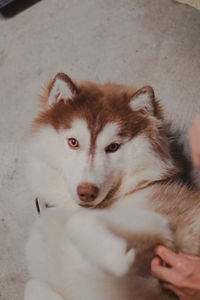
[0,0,200,299]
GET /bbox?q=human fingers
[151,256,161,267]
[153,248,200,289]
[151,260,173,283]
[154,245,179,267]
[151,255,171,283]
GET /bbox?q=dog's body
[24,73,200,300]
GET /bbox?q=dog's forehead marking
[66,118,121,152]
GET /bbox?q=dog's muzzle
[77,182,99,205]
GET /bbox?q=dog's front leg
[24,279,64,300]
[66,211,135,277]
[102,209,173,249]
[66,209,172,277]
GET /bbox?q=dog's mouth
[79,203,95,208]
[95,184,120,208]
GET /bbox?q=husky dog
[24,73,200,300]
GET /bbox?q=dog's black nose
[77,182,99,202]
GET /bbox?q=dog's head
[29,73,173,208]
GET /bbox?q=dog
[24,73,200,300]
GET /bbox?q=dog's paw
[67,211,135,277]
[103,238,135,277]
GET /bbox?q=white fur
[130,92,153,113]
[24,279,64,300]
[48,78,73,105]
[67,208,171,277]
[25,115,175,299]
[60,120,122,206]
[25,199,171,300]
[96,122,127,148]
[119,134,175,195]
[26,120,174,208]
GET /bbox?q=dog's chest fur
[24,74,199,300]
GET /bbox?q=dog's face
[30,73,168,208]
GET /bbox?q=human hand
[151,245,200,300]
[189,114,200,168]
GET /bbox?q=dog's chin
[78,199,104,209]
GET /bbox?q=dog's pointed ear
[130,86,156,115]
[48,73,78,105]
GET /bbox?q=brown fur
[150,182,200,255]
[33,76,177,166]
[31,74,200,299]
[35,75,196,240]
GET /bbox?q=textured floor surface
[0,0,200,299]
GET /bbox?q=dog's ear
[130,86,156,115]
[48,73,78,105]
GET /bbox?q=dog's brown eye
[68,138,79,149]
[105,143,120,153]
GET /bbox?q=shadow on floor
[0,0,42,18]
